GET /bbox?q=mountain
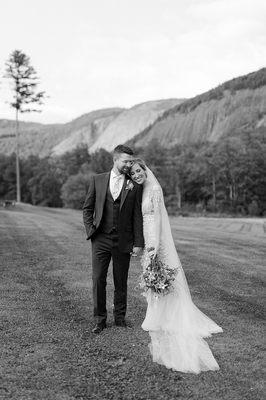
[129,68,266,148]
[0,99,182,158]
[51,109,123,156]
[1,68,265,158]
[0,108,123,158]
[89,99,184,153]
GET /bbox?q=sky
[0,0,265,124]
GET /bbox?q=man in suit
[83,145,144,334]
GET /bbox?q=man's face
[114,153,134,174]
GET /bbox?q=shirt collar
[111,169,124,180]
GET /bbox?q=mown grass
[0,205,265,400]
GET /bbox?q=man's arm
[132,184,144,249]
[82,175,96,240]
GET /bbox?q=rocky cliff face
[89,99,183,153]
[0,100,182,158]
[132,87,266,148]
[51,110,122,156]
[130,68,266,148]
[1,68,265,157]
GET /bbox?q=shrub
[248,200,260,216]
[61,172,94,209]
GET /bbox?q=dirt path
[0,205,265,400]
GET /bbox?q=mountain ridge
[89,98,183,153]
[128,68,266,148]
[1,68,265,157]
[0,100,183,157]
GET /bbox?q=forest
[0,125,265,216]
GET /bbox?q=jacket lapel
[96,172,110,213]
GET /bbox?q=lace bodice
[142,186,162,249]
[142,185,162,216]
[142,186,164,256]
[141,183,180,273]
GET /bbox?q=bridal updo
[131,158,146,170]
[130,158,148,177]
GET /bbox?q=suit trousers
[91,231,130,324]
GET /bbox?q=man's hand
[131,247,142,257]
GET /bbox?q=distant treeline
[0,126,265,216]
[137,126,266,216]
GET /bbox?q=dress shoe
[91,322,106,334]
[115,320,127,327]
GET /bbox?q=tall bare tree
[5,50,45,202]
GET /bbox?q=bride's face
[130,163,147,184]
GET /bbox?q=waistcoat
[99,186,122,233]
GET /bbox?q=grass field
[0,204,265,400]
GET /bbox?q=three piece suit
[83,171,144,324]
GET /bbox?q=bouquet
[140,252,178,297]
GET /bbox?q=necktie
[112,175,123,200]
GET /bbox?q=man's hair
[113,144,134,156]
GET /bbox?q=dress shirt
[109,170,125,200]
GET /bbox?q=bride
[130,159,223,374]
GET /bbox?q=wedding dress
[140,167,223,374]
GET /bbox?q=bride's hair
[131,158,147,171]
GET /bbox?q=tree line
[0,145,112,208]
[1,125,265,216]
[137,126,266,216]
[1,50,265,216]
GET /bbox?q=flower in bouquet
[140,253,178,296]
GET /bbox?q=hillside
[130,68,266,148]
[0,108,123,158]
[89,99,183,153]
[51,109,123,156]
[0,99,182,158]
[1,68,265,157]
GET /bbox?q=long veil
[143,166,194,303]
[141,166,223,373]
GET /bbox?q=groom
[83,144,144,334]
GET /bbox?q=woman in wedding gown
[130,159,223,374]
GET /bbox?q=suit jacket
[82,172,144,253]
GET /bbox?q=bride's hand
[147,246,156,259]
